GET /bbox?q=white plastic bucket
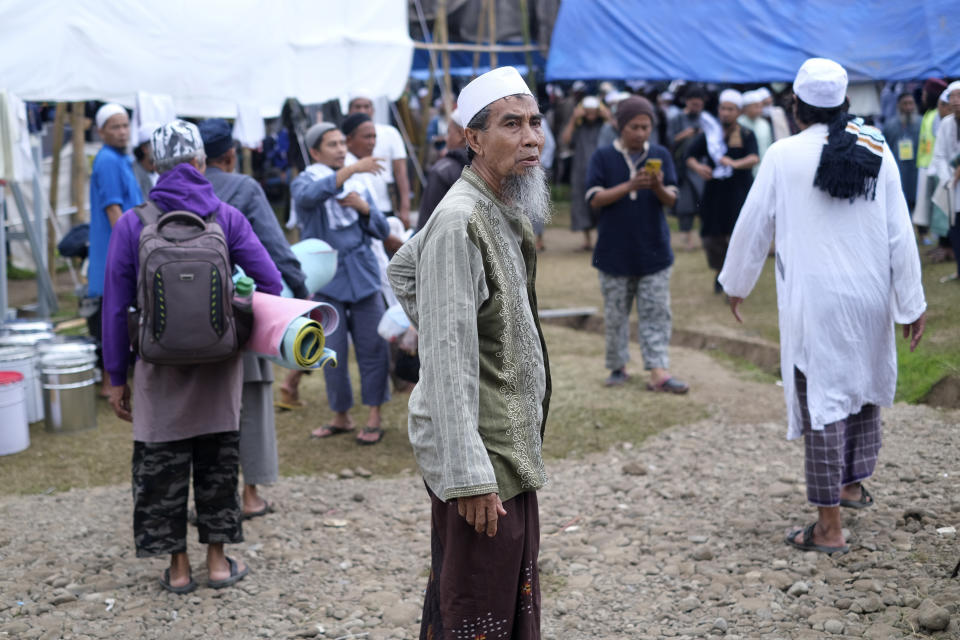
[0,371,30,455]
[0,346,42,423]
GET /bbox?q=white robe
[719,123,926,440]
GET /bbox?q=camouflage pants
[132,431,243,558]
[598,267,672,372]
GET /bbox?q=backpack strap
[134,199,164,227]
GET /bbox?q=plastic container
[41,350,97,434]
[377,304,411,342]
[0,346,42,423]
[0,371,29,455]
[0,320,53,336]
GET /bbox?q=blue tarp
[546,0,960,83]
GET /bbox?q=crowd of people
[60,52,944,636]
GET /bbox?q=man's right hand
[108,383,132,422]
[693,163,714,181]
[903,312,926,352]
[353,156,386,175]
[457,492,507,537]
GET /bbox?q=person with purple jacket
[103,120,282,594]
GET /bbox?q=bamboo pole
[518,0,536,91]
[47,103,66,279]
[413,41,540,53]
[70,102,87,224]
[242,148,253,176]
[418,38,437,175]
[437,0,454,116]
[488,0,498,69]
[472,0,488,76]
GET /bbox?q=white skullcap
[95,103,127,130]
[944,81,960,101]
[659,91,674,102]
[755,87,772,101]
[718,89,743,109]
[794,58,848,108]
[605,90,622,105]
[582,96,601,109]
[137,122,159,146]
[456,66,534,128]
[151,120,204,164]
[742,90,764,106]
[348,89,375,104]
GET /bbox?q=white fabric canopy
[0,0,413,118]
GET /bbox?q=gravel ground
[1,345,958,640]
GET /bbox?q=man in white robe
[719,58,927,555]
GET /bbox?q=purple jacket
[103,163,282,386]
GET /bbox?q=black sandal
[839,484,874,509]
[784,523,849,555]
[356,426,384,445]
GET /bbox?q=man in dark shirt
[199,118,309,522]
[686,89,759,293]
[417,113,469,231]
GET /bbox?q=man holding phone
[585,96,689,393]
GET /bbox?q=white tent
[1,0,414,117]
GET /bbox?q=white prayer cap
[582,96,601,109]
[794,58,848,108]
[755,86,772,101]
[456,66,534,128]
[718,89,743,109]
[742,90,764,106]
[95,103,127,130]
[944,81,960,100]
[137,122,159,146]
[348,89,376,104]
[604,90,622,105]
[658,91,674,102]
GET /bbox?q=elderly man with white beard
[387,66,552,639]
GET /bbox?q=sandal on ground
[275,387,307,410]
[939,272,959,284]
[784,523,849,555]
[242,500,274,520]
[604,369,630,387]
[208,556,249,589]
[839,484,874,509]
[311,424,354,439]
[646,377,690,394]
[356,426,385,445]
[160,568,197,594]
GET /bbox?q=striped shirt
[388,167,551,502]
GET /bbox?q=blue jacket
[291,168,389,303]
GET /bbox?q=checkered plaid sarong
[795,368,882,507]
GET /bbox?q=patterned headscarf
[151,120,204,165]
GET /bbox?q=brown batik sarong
[420,488,541,640]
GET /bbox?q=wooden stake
[48,102,66,279]
[488,0,498,69]
[70,102,87,224]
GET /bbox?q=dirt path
[1,343,957,639]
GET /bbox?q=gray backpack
[130,201,238,365]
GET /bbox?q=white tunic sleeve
[882,145,927,324]
[719,145,777,297]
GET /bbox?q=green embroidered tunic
[388,167,551,502]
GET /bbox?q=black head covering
[341,113,372,137]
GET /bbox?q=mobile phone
[645,158,662,174]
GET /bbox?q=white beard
[501,165,553,226]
